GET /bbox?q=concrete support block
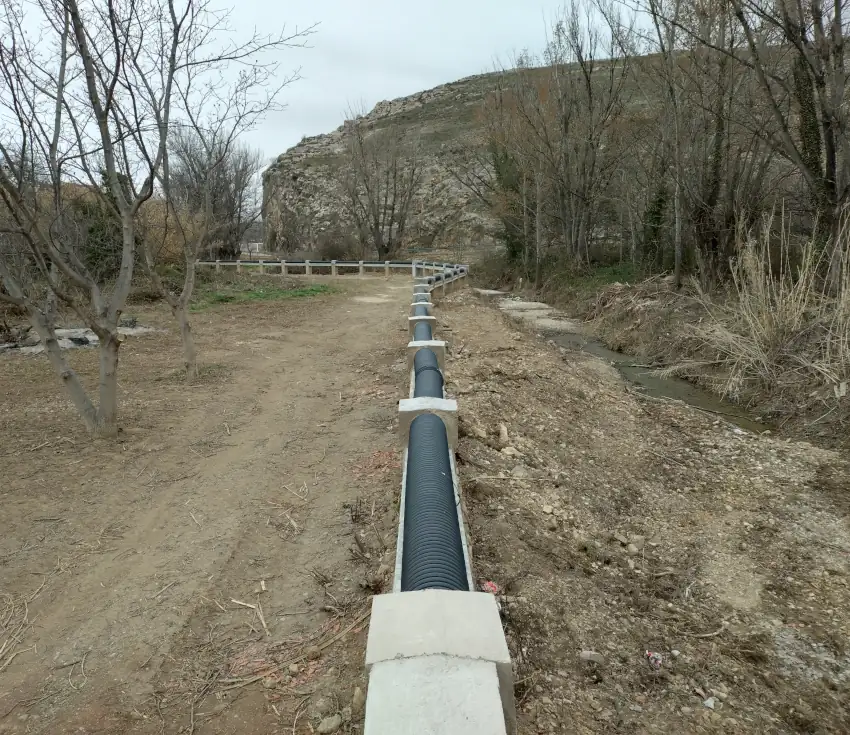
[413,284,430,295]
[365,590,515,735]
[407,315,436,337]
[385,260,390,277]
[413,292,431,303]
[398,396,457,448]
[281,261,288,275]
[331,260,338,276]
[365,657,507,735]
[305,260,312,276]
[409,302,434,316]
[407,339,446,370]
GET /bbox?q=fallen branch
[218,608,371,692]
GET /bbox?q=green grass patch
[570,263,640,290]
[191,283,330,311]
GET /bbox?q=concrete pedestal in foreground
[364,590,515,735]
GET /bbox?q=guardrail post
[385,260,390,278]
[305,260,312,276]
[215,259,221,273]
[359,260,365,276]
[411,260,418,278]
[259,260,265,275]
[331,260,338,276]
[281,260,288,276]
[236,259,242,274]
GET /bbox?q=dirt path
[441,291,850,734]
[6,278,848,735]
[1,278,410,733]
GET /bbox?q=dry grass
[583,224,849,445]
[693,223,849,405]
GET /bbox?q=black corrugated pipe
[401,413,468,591]
[413,348,443,398]
[413,320,433,342]
[413,304,430,317]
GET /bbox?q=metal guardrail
[194,259,470,277]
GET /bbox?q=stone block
[407,315,436,336]
[407,340,445,369]
[398,396,457,448]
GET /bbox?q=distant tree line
[452,0,850,291]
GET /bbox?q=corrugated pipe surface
[413,348,443,398]
[413,305,430,317]
[413,320,433,342]
[401,413,468,591]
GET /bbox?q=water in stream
[545,330,771,435]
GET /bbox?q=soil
[441,291,850,734]
[3,276,849,735]
[1,276,409,734]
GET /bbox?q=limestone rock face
[262,73,502,258]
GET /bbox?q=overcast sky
[231,0,568,161]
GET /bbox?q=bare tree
[0,0,313,433]
[475,0,637,281]
[139,116,270,377]
[130,4,308,379]
[167,131,264,260]
[340,110,423,259]
[653,0,850,282]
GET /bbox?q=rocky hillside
[262,72,505,261]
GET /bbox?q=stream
[547,330,770,434]
[488,294,770,435]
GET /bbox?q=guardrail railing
[361,264,516,735]
[195,259,466,278]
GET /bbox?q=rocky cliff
[262,72,503,260]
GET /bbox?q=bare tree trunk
[522,174,530,277]
[30,312,99,431]
[175,305,198,378]
[534,169,543,290]
[96,335,121,437]
[673,176,683,287]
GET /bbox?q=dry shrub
[137,198,199,265]
[585,222,848,442]
[694,222,849,408]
